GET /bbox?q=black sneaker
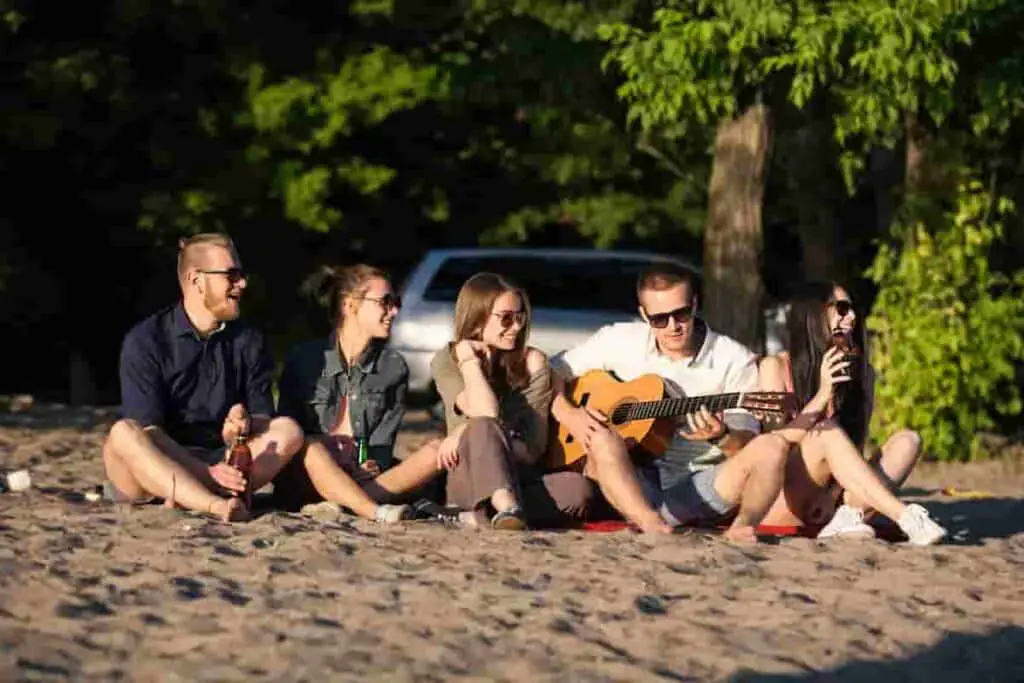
[409,498,463,525]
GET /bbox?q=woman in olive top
[274,264,442,523]
[430,272,593,530]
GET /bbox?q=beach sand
[1,404,1023,681]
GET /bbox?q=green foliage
[599,0,982,187]
[241,48,444,232]
[867,179,1024,460]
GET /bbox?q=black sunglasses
[199,268,246,284]
[829,300,855,317]
[493,311,526,329]
[359,294,402,310]
[645,305,695,329]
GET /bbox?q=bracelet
[458,356,482,368]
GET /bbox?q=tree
[598,0,979,348]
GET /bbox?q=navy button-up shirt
[118,302,276,450]
[277,335,408,469]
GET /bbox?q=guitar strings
[610,392,786,423]
[612,394,742,423]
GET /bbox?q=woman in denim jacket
[273,264,442,523]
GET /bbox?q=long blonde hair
[450,272,532,392]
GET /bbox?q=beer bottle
[357,437,369,466]
[226,433,254,510]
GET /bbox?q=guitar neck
[618,393,743,423]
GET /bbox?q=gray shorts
[639,465,735,527]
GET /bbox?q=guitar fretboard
[610,393,743,424]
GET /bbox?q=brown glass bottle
[830,330,862,377]
[226,434,253,510]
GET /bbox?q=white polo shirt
[550,320,760,476]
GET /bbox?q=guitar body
[545,370,677,470]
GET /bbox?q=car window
[421,255,673,315]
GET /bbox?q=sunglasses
[199,268,246,284]
[829,300,855,317]
[493,311,526,329]
[359,294,402,311]
[645,305,695,329]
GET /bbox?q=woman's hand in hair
[454,339,491,366]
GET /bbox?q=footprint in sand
[217,588,251,607]
[170,576,205,600]
[55,598,115,619]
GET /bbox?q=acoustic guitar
[544,370,794,469]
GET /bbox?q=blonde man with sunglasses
[549,263,790,542]
[101,233,304,522]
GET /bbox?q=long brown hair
[450,272,532,392]
[786,280,869,448]
[307,263,389,327]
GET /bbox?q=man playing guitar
[550,263,790,542]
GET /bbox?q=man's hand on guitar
[565,405,609,452]
[679,406,727,443]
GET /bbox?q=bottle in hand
[226,435,254,510]
[830,330,862,377]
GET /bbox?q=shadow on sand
[732,626,1024,682]
[906,497,1024,547]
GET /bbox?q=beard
[204,289,241,321]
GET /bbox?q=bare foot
[636,512,674,535]
[722,524,758,544]
[638,519,674,534]
[209,497,250,523]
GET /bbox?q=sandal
[491,506,528,531]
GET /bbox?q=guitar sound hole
[610,402,632,426]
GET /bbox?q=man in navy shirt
[102,233,303,521]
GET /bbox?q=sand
[1,403,1023,681]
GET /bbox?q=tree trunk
[789,123,840,282]
[703,104,770,352]
[904,112,928,193]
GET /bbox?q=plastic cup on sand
[0,469,31,493]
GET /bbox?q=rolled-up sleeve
[430,348,467,427]
[722,350,761,434]
[119,333,165,429]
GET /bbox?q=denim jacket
[277,335,408,469]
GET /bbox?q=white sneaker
[897,503,947,546]
[817,505,876,540]
[373,504,411,524]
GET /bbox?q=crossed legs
[843,429,923,515]
[289,437,442,519]
[102,417,303,522]
[761,422,920,527]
